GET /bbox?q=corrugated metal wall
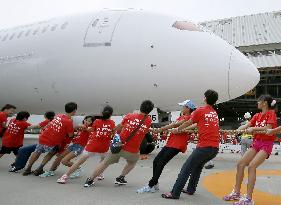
[200,11,281,47]
[200,11,281,68]
[248,54,281,68]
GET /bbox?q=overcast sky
[0,0,281,29]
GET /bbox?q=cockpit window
[172,21,202,32]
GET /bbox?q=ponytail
[101,105,113,120]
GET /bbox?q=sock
[246,195,252,200]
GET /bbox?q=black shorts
[0,146,20,155]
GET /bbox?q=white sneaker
[136,185,157,194]
[57,174,68,184]
[233,195,254,205]
[154,183,160,191]
[97,174,105,180]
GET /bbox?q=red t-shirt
[85,119,115,153]
[39,114,74,147]
[72,125,90,147]
[0,112,8,134]
[165,115,191,152]
[120,113,152,153]
[39,119,50,132]
[191,105,220,148]
[58,136,72,153]
[250,110,277,141]
[2,118,31,147]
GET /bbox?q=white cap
[178,100,196,109]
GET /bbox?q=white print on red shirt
[204,112,219,127]
[50,117,63,132]
[255,120,266,128]
[7,121,21,135]
[124,118,148,133]
[94,124,113,138]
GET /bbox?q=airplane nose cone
[228,49,260,99]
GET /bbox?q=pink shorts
[251,140,274,158]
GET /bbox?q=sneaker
[8,166,20,173]
[154,183,160,191]
[137,185,157,194]
[181,189,194,195]
[115,176,127,185]
[57,174,69,184]
[233,196,254,205]
[33,169,44,176]
[97,174,105,180]
[39,171,55,178]
[22,169,32,176]
[69,168,82,179]
[140,155,148,160]
[84,178,95,187]
[205,164,215,169]
[223,190,241,201]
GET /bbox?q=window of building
[17,31,24,38]
[256,86,265,97]
[2,34,8,41]
[25,29,31,37]
[51,24,57,31]
[9,33,15,40]
[275,50,281,55]
[33,27,40,35]
[61,22,68,30]
[172,21,202,32]
[268,85,278,98]
[42,25,49,33]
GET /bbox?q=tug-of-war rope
[151,129,266,136]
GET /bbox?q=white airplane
[0,9,259,115]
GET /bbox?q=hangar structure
[200,11,281,121]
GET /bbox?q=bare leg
[61,151,77,167]
[247,150,268,199]
[65,154,89,176]
[120,160,137,176]
[49,150,71,171]
[25,152,41,171]
[90,161,110,180]
[99,153,105,163]
[49,154,64,171]
[234,148,257,193]
[36,152,56,170]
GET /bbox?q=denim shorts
[68,144,84,156]
[35,144,57,154]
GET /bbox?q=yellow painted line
[202,170,281,205]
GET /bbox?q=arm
[182,123,197,132]
[27,124,41,129]
[171,119,194,134]
[75,125,87,131]
[266,126,281,135]
[1,122,7,129]
[68,132,74,138]
[160,120,187,132]
[113,124,123,133]
[246,124,273,134]
[237,122,251,131]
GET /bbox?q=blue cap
[178,100,196,109]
